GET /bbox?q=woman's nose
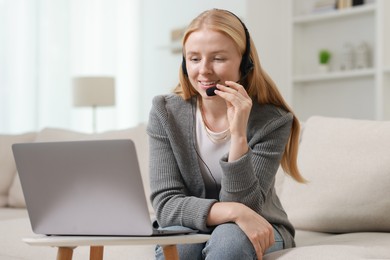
[199,60,212,74]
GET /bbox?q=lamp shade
[72,77,115,107]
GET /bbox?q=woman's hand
[214,81,252,161]
[234,204,275,260]
[215,81,252,136]
[207,202,275,260]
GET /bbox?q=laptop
[12,139,197,236]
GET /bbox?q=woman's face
[184,28,242,98]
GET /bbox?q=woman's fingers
[214,82,251,107]
[215,82,246,98]
[235,204,276,259]
[253,226,273,257]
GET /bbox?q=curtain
[0,0,141,134]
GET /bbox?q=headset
[181,9,254,83]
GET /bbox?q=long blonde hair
[174,9,305,183]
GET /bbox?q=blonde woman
[147,9,305,260]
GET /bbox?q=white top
[196,105,230,199]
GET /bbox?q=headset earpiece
[240,49,254,78]
[182,56,188,76]
[238,17,254,78]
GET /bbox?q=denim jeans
[155,223,284,260]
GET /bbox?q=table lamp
[72,76,115,132]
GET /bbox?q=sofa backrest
[0,132,37,207]
[277,116,390,233]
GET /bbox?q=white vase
[318,64,330,73]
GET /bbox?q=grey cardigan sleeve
[219,112,293,213]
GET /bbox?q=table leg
[162,245,179,260]
[90,246,104,260]
[57,247,74,260]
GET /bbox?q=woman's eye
[214,57,226,61]
[190,58,200,62]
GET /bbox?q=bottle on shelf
[355,42,371,69]
[340,42,355,71]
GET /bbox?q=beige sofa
[1,116,390,259]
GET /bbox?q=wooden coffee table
[23,234,210,260]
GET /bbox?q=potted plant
[318,49,331,72]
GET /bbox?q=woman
[147,9,305,260]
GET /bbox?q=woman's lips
[199,81,218,91]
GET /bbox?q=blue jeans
[155,223,284,260]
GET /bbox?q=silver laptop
[12,139,196,236]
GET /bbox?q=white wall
[0,0,143,134]
[245,1,290,101]
[138,1,288,122]
[0,1,288,133]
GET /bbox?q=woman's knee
[203,223,256,259]
[155,243,204,260]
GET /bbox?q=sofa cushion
[0,208,28,221]
[8,125,152,214]
[0,132,36,207]
[264,244,390,260]
[279,116,390,233]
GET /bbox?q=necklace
[199,100,231,144]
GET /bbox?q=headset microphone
[206,87,218,96]
[205,66,253,97]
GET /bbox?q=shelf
[157,42,182,54]
[293,68,375,83]
[293,4,375,24]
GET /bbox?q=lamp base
[92,106,97,133]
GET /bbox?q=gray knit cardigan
[146,94,295,248]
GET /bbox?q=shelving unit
[289,0,390,121]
